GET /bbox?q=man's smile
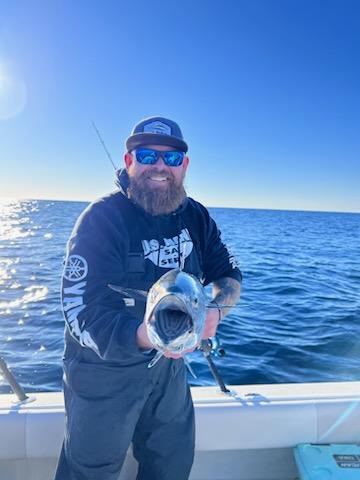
[147,175,170,183]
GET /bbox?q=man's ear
[183,155,190,170]
[124,152,133,169]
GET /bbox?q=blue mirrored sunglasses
[134,148,185,167]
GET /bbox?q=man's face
[124,145,189,216]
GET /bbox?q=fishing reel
[200,335,226,357]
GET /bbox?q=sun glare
[0,61,27,120]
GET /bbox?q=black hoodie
[61,169,242,366]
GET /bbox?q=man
[54,116,242,480]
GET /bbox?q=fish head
[144,269,207,353]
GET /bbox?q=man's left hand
[201,307,221,340]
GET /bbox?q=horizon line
[0,196,358,215]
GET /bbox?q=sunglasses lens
[135,149,184,167]
[163,151,184,166]
[135,149,158,164]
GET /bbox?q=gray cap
[126,116,188,153]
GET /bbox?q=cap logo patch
[143,121,171,136]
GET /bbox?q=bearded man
[54,117,242,480]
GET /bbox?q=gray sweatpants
[54,356,195,480]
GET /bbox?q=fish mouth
[153,294,189,314]
[150,294,194,345]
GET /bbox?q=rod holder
[0,357,31,403]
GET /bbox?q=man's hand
[136,322,153,350]
[201,276,241,340]
[163,346,197,359]
[201,307,221,340]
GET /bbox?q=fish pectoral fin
[148,351,163,368]
[108,284,148,301]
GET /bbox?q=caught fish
[109,269,209,369]
[109,268,238,372]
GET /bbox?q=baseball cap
[126,116,188,153]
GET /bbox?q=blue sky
[0,0,359,212]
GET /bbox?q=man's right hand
[162,346,197,359]
[136,323,154,350]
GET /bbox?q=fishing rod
[200,336,230,394]
[91,121,118,171]
[0,357,35,404]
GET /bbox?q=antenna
[91,121,117,171]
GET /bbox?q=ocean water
[0,198,359,394]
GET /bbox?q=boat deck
[1,381,359,479]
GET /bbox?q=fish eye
[193,298,198,305]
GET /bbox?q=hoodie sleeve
[200,206,242,287]
[61,200,147,363]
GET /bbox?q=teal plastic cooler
[294,444,360,479]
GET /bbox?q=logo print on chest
[141,228,193,268]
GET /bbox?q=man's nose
[155,156,167,168]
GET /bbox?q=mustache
[140,169,174,179]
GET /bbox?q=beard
[127,169,187,216]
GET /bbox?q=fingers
[163,346,197,359]
[163,352,183,359]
